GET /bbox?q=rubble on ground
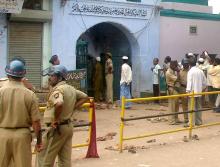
[146,139,156,143]
[97,132,117,141]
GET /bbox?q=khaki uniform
[0,80,40,167]
[0,77,9,88]
[165,68,180,124]
[179,69,189,122]
[105,58,113,103]
[208,65,220,107]
[38,81,87,167]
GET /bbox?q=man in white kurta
[186,56,207,126]
[120,56,132,108]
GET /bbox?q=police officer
[0,59,42,167]
[165,60,181,125]
[38,65,88,167]
[105,52,114,107]
[0,57,35,91]
[179,58,189,123]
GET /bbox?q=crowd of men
[4,50,220,166]
[151,51,220,126]
[93,53,132,109]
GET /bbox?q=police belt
[1,127,29,129]
[46,119,71,127]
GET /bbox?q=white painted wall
[52,0,160,96]
[0,14,7,77]
[160,16,220,62]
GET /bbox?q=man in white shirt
[120,56,132,109]
[151,58,161,103]
[186,56,207,126]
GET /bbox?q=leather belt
[46,119,71,127]
[1,127,29,129]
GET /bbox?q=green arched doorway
[76,22,132,100]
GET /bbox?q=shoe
[183,124,189,127]
[176,120,183,123]
[213,107,220,113]
[169,122,180,125]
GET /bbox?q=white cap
[122,56,128,60]
[96,57,101,62]
[188,53,194,56]
[204,51,208,56]
[198,58,204,62]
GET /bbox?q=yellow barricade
[119,91,220,152]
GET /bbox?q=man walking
[186,56,207,126]
[38,65,88,167]
[0,59,42,166]
[120,56,132,109]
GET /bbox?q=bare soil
[33,102,220,167]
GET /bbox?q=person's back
[0,59,42,167]
[187,66,206,94]
[0,81,38,128]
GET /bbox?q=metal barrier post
[88,98,93,143]
[189,92,195,139]
[119,96,125,153]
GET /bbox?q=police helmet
[47,65,68,80]
[5,60,26,78]
[181,58,189,65]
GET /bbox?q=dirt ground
[33,102,220,167]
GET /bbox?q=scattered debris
[105,144,149,152]
[128,147,136,154]
[147,139,156,143]
[97,132,117,141]
[183,136,189,142]
[159,142,167,146]
[150,117,168,123]
[145,107,166,111]
[192,134,199,140]
[105,146,118,151]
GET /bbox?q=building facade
[51,0,160,98]
[160,0,220,62]
[0,0,52,87]
[0,0,220,99]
